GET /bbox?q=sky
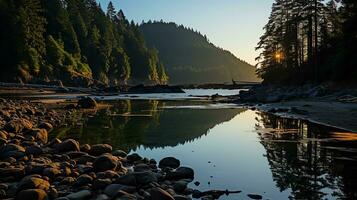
[98,0,274,65]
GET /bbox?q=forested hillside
[256,0,357,84]
[140,21,260,84]
[0,0,168,86]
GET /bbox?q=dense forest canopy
[257,0,357,84]
[0,0,168,86]
[140,21,260,84]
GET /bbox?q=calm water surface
[52,100,357,200]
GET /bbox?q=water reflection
[257,113,357,200]
[52,100,244,152]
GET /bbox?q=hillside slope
[140,21,260,84]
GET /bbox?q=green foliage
[140,21,259,84]
[0,0,167,85]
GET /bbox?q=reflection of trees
[257,113,357,200]
[52,100,244,153]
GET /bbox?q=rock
[80,144,91,152]
[133,163,151,172]
[17,175,50,192]
[0,167,25,180]
[77,97,97,109]
[66,190,92,200]
[43,167,61,179]
[112,150,127,158]
[247,194,263,199]
[15,189,48,200]
[135,171,158,185]
[55,139,80,152]
[77,155,96,164]
[93,178,112,190]
[0,131,7,140]
[147,187,175,200]
[173,181,188,193]
[126,153,142,162]
[89,144,112,156]
[26,145,43,156]
[38,122,53,132]
[159,157,180,169]
[75,174,93,186]
[194,181,200,186]
[93,154,118,172]
[115,174,137,186]
[0,143,26,159]
[167,167,194,180]
[96,170,119,179]
[4,118,33,133]
[104,184,136,197]
[173,195,192,200]
[26,129,48,144]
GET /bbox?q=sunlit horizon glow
[98,0,274,65]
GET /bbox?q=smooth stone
[17,175,50,192]
[93,154,118,172]
[173,195,192,200]
[43,167,61,179]
[93,178,112,190]
[38,122,53,132]
[159,157,180,169]
[133,163,151,172]
[166,167,194,180]
[26,129,48,144]
[15,189,48,200]
[80,144,91,152]
[55,139,80,152]
[89,144,112,156]
[147,187,175,200]
[75,174,93,186]
[66,190,92,200]
[247,194,263,199]
[134,171,158,185]
[173,181,188,193]
[126,153,142,162]
[104,184,136,197]
[4,118,33,133]
[115,173,137,186]
[26,145,43,156]
[112,150,127,158]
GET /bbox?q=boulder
[126,153,142,162]
[75,174,93,186]
[54,139,80,152]
[26,129,48,144]
[159,157,180,169]
[93,154,118,172]
[4,118,33,133]
[166,167,194,180]
[15,189,48,200]
[77,97,97,109]
[66,190,92,200]
[17,175,50,192]
[147,187,175,200]
[89,144,112,156]
[38,122,53,132]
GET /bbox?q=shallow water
[52,100,357,200]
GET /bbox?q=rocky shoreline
[0,98,250,200]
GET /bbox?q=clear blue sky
[97,0,274,65]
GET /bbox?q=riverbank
[235,84,357,132]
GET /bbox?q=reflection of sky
[133,110,291,200]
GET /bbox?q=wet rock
[167,167,194,180]
[80,144,91,152]
[38,122,53,132]
[93,178,112,190]
[133,163,151,172]
[43,167,61,179]
[89,144,112,156]
[15,189,48,200]
[55,139,80,153]
[135,171,158,185]
[26,129,48,144]
[173,181,188,193]
[0,143,26,159]
[0,167,25,181]
[75,174,93,186]
[247,194,263,199]
[112,150,127,158]
[173,195,192,200]
[159,157,180,169]
[93,154,118,172]
[104,184,136,197]
[66,190,92,200]
[126,153,142,162]
[26,145,43,156]
[77,97,97,109]
[17,175,50,192]
[77,155,96,164]
[4,118,33,133]
[194,181,200,186]
[115,173,137,186]
[147,187,175,200]
[96,170,119,179]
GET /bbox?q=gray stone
[66,190,92,200]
